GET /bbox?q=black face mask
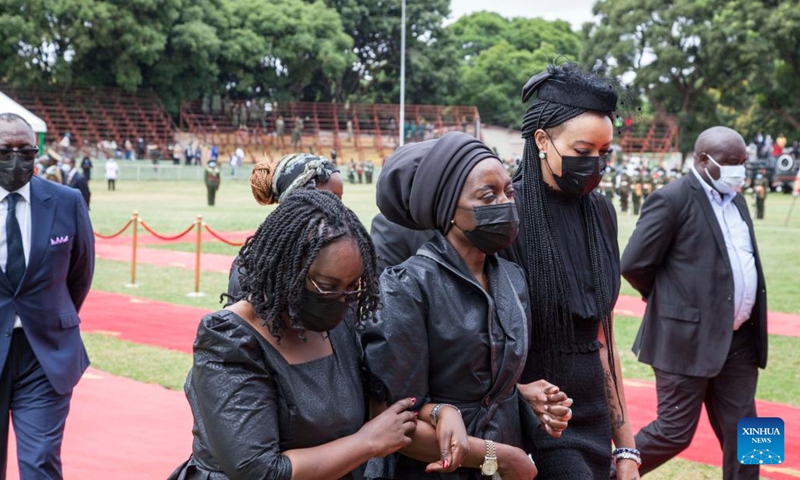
[299,289,351,332]
[0,155,35,192]
[455,202,519,255]
[544,135,605,196]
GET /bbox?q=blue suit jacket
[0,176,95,395]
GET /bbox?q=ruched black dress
[169,310,366,480]
[361,232,539,480]
[502,187,621,479]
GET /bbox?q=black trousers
[0,330,72,480]
[635,324,759,479]
[107,179,116,191]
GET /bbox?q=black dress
[168,310,366,480]
[361,232,539,480]
[503,187,621,479]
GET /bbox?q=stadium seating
[180,100,481,163]
[618,113,679,159]
[2,86,175,158]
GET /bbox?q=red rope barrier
[139,220,196,241]
[203,223,246,247]
[94,219,133,239]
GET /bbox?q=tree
[218,0,354,102]
[447,12,584,127]
[584,0,772,152]
[754,0,800,134]
[319,0,459,104]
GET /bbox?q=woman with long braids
[170,189,417,480]
[226,152,343,302]
[362,132,572,480]
[501,63,640,479]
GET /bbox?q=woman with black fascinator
[501,63,641,479]
[170,189,417,480]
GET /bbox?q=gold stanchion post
[187,215,205,297]
[125,211,140,288]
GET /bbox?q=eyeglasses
[307,276,364,303]
[0,147,39,162]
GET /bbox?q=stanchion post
[125,212,140,288]
[187,215,206,297]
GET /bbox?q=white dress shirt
[691,166,758,329]
[0,183,32,328]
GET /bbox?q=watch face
[481,459,498,475]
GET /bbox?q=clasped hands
[517,380,573,438]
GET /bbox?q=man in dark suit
[61,157,91,209]
[0,113,95,479]
[621,126,766,479]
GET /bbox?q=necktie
[6,193,25,290]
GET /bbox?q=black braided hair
[234,188,380,341]
[516,63,621,400]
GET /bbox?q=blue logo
[738,417,784,465]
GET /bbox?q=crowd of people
[0,62,770,480]
[751,132,800,160]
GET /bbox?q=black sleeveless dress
[503,187,621,479]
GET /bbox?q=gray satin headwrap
[376,131,500,233]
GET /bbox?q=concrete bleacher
[2,86,175,158]
[180,100,481,163]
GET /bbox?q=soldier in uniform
[617,167,632,213]
[364,160,375,184]
[753,168,768,219]
[204,160,222,206]
[642,168,654,201]
[632,168,645,215]
[600,166,616,203]
[654,168,668,190]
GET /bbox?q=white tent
[0,90,47,134]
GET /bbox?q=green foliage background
[0,0,798,146]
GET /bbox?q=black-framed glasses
[307,276,364,303]
[0,147,39,162]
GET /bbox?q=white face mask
[705,154,745,194]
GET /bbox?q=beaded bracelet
[612,448,642,467]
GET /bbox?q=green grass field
[86,176,800,478]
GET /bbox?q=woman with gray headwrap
[362,131,570,480]
[225,153,343,303]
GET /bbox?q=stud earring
[539,151,546,159]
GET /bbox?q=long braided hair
[515,63,620,396]
[235,189,380,340]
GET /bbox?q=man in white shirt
[621,126,767,479]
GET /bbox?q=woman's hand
[423,406,470,473]
[358,397,418,457]
[615,459,640,480]
[518,380,573,438]
[496,444,538,480]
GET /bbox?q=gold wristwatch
[480,439,498,476]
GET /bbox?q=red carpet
[73,289,800,478]
[5,370,798,479]
[94,235,800,339]
[5,368,192,480]
[81,290,208,353]
[625,378,800,479]
[615,294,800,339]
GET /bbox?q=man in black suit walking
[621,126,767,479]
[61,157,91,209]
